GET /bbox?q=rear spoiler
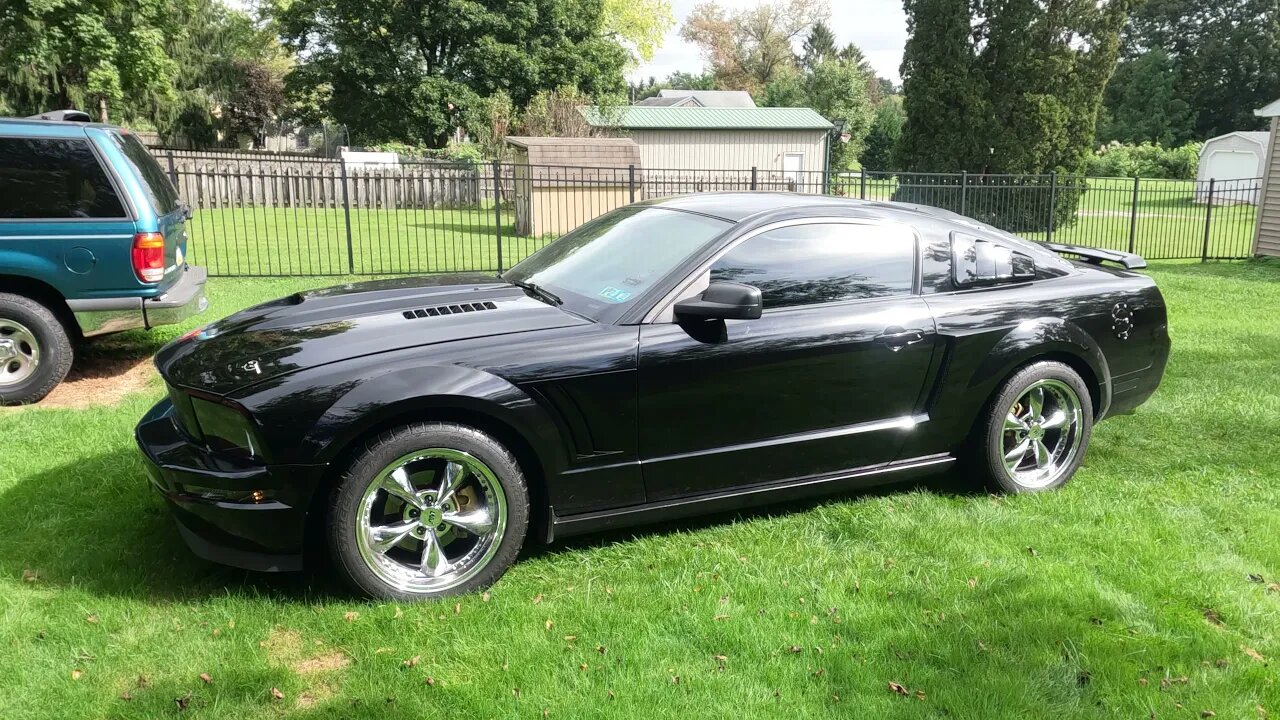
[1040,242,1147,270]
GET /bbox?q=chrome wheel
[355,448,508,595]
[1000,379,1084,489]
[0,318,39,387]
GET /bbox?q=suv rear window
[110,132,181,215]
[0,137,126,219]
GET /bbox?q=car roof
[0,116,120,136]
[636,191,967,225]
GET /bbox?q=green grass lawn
[185,179,1259,278]
[2,261,1280,718]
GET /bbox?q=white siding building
[1196,132,1270,204]
[1254,99,1280,257]
[580,107,834,191]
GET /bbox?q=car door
[637,219,938,501]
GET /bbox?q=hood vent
[402,301,498,320]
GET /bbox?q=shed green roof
[580,106,834,130]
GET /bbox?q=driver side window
[709,223,916,310]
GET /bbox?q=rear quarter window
[109,132,181,215]
[0,137,127,219]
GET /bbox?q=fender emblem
[1111,302,1133,340]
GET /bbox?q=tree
[1116,0,1280,139]
[223,60,286,145]
[860,97,905,170]
[763,58,874,171]
[801,21,838,70]
[274,0,629,146]
[0,0,183,122]
[680,0,828,94]
[898,0,1131,175]
[1096,49,1194,146]
[602,0,675,64]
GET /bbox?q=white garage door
[1205,150,1259,181]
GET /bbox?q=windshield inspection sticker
[598,287,633,303]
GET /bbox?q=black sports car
[136,193,1170,600]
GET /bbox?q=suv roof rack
[25,109,93,123]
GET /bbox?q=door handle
[875,327,927,351]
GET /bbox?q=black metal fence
[153,149,1263,278]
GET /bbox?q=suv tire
[0,293,73,406]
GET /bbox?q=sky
[630,0,908,86]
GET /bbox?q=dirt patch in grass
[38,354,156,409]
[293,651,351,675]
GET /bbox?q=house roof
[1204,131,1270,148]
[1256,98,1280,118]
[635,96,701,107]
[504,136,640,179]
[657,89,756,108]
[505,136,637,148]
[580,106,833,131]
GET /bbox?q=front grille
[402,301,497,320]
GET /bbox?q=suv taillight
[132,232,165,283]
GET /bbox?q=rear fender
[971,317,1111,416]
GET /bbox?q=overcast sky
[631,0,908,86]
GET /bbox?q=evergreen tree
[1096,49,1194,146]
[801,21,838,70]
[860,98,905,171]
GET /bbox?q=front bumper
[135,398,323,572]
[69,265,209,338]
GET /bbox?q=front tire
[974,361,1094,493]
[0,293,73,406]
[328,422,530,601]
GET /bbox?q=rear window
[110,132,181,215]
[0,137,127,219]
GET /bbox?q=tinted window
[710,223,915,309]
[0,137,126,219]
[110,132,181,214]
[506,206,731,322]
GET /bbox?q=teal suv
[0,110,208,404]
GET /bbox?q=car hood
[155,273,592,395]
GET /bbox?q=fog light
[250,490,265,503]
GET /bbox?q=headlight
[190,396,262,459]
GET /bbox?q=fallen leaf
[228,619,235,629]
[86,615,99,624]
[713,654,728,663]
[176,692,191,711]
[426,676,436,686]
[607,689,616,699]
[789,646,803,654]
[714,614,730,621]
[393,606,403,619]
[832,694,841,702]
[888,681,909,696]
[1267,583,1280,594]
[199,673,212,685]
[1201,712,1216,719]
[211,628,220,637]
[1138,677,1148,686]
[532,594,544,605]
[137,675,150,689]
[915,690,926,701]
[1026,546,1038,557]
[1242,645,1266,663]
[564,635,577,642]
[967,578,978,588]
[21,569,37,583]
[543,710,550,718]
[1203,608,1224,626]
[482,592,491,602]
[454,603,461,615]
[270,688,284,701]
[579,663,588,671]
[513,687,521,697]
[595,645,607,655]
[671,675,680,684]
[1248,574,1265,583]
[119,690,132,701]
[1257,704,1267,719]
[813,668,825,677]
[71,669,82,680]
[544,619,553,631]
[403,656,420,668]
[343,611,359,622]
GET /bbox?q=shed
[1196,132,1270,204]
[579,107,834,191]
[505,136,641,237]
[1253,99,1280,257]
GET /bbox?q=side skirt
[550,454,956,540]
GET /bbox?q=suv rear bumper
[68,265,209,337]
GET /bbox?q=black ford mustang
[136,193,1169,600]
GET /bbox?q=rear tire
[0,293,73,406]
[328,422,530,601]
[972,361,1094,493]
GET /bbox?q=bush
[892,173,1086,234]
[1085,142,1201,179]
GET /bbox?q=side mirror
[674,282,763,321]
[953,233,1036,287]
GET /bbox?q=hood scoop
[402,301,498,320]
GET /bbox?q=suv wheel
[974,361,1094,493]
[328,422,530,601]
[0,293,73,406]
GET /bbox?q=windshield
[504,206,732,322]
[110,131,181,215]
